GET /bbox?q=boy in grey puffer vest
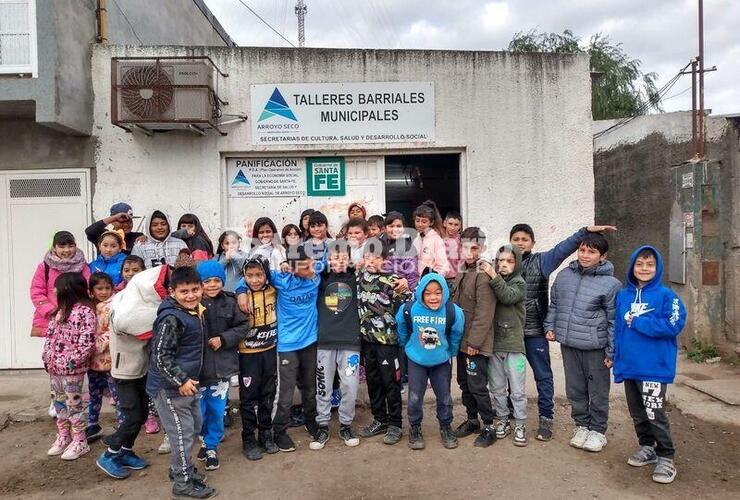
[544,233,620,454]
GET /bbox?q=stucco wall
[91,44,594,255]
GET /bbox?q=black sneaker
[359,419,387,438]
[242,436,263,461]
[474,426,497,448]
[383,425,403,445]
[536,416,553,441]
[274,432,296,452]
[309,426,330,450]
[223,410,233,428]
[454,419,480,438]
[408,424,425,450]
[168,468,207,483]
[339,424,360,447]
[172,478,217,499]
[289,405,305,428]
[258,430,279,455]
[196,446,207,462]
[86,424,104,442]
[440,425,458,449]
[204,450,219,471]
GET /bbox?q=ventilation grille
[9,177,82,198]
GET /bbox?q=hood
[415,272,450,311]
[568,259,615,277]
[626,245,664,290]
[241,256,272,290]
[496,244,522,280]
[147,210,173,242]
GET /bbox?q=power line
[235,0,296,47]
[663,85,692,101]
[111,0,143,44]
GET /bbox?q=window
[0,0,37,76]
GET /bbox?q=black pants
[362,340,402,428]
[457,352,495,425]
[239,348,277,441]
[273,343,318,435]
[103,376,148,451]
[624,379,675,458]
[561,346,610,434]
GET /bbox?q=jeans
[524,336,555,419]
[407,359,453,427]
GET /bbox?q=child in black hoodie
[310,240,362,450]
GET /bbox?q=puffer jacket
[89,251,127,286]
[544,260,621,358]
[200,291,248,384]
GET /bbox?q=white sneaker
[47,433,71,456]
[158,434,171,454]
[569,426,590,449]
[60,439,90,460]
[582,431,607,452]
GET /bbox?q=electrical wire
[662,85,692,101]
[111,0,143,44]
[235,0,296,47]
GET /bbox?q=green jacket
[489,245,526,353]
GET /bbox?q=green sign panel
[306,157,345,196]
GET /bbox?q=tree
[508,29,661,120]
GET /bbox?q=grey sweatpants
[561,345,610,434]
[488,352,527,424]
[316,348,361,426]
[151,389,202,484]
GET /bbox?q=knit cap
[197,260,226,283]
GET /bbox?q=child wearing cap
[196,261,248,470]
[85,202,144,255]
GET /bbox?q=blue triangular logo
[232,169,250,186]
[258,88,297,122]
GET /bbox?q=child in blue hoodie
[90,231,127,286]
[397,273,464,451]
[613,246,686,485]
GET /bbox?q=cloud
[205,0,738,114]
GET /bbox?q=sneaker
[330,388,342,409]
[569,426,590,449]
[383,425,403,445]
[309,426,330,450]
[61,439,90,460]
[158,434,171,454]
[454,419,481,439]
[119,448,149,470]
[204,450,219,471]
[258,430,279,455]
[582,431,607,452]
[47,433,72,456]
[408,424,425,450]
[144,415,160,434]
[289,405,305,428]
[628,445,658,467]
[359,419,387,438]
[197,446,207,462]
[96,450,131,479]
[243,436,263,461]
[513,424,528,447]
[494,420,511,439]
[168,468,207,484]
[86,424,104,442]
[172,478,218,499]
[652,457,677,484]
[536,416,553,441]
[223,410,233,429]
[440,425,458,449]
[274,432,296,452]
[339,424,360,447]
[474,426,497,448]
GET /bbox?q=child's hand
[480,261,496,279]
[587,224,617,233]
[466,346,479,356]
[208,337,222,351]
[279,262,291,273]
[392,278,409,294]
[135,235,147,245]
[604,358,613,369]
[625,313,634,327]
[545,331,555,341]
[237,294,251,315]
[179,379,199,396]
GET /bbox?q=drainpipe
[96,0,108,43]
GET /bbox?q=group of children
[32,199,687,499]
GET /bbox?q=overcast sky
[204,0,738,116]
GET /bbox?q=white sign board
[250,82,435,145]
[227,157,306,198]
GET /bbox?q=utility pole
[697,0,705,158]
[295,0,307,48]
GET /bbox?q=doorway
[384,153,460,224]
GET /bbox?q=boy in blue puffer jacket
[397,272,464,451]
[613,246,686,485]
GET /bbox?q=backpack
[400,300,456,339]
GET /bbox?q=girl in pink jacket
[42,272,97,461]
[412,200,450,277]
[29,231,91,337]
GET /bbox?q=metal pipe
[97,0,108,43]
[691,59,697,157]
[698,0,705,158]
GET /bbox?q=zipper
[115,352,121,369]
[564,271,584,345]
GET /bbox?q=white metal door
[0,170,91,369]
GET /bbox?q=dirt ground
[0,395,738,500]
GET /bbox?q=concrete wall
[593,111,740,355]
[91,44,594,259]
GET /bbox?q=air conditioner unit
[111,57,240,136]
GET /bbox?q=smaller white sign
[227,158,306,198]
[681,172,694,188]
